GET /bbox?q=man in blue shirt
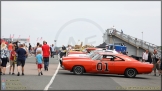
[16,44,27,76]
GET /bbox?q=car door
[91,55,115,74]
[101,60,115,74]
[113,56,126,74]
[101,55,115,74]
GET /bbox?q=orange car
[64,50,119,61]
[68,48,101,54]
[62,52,153,78]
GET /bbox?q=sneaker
[41,72,43,75]
[12,73,15,75]
[17,72,20,76]
[47,68,48,71]
[154,74,156,76]
[9,72,11,75]
[3,73,5,75]
[38,73,40,76]
[22,73,24,76]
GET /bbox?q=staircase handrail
[107,29,161,53]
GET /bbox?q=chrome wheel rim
[74,66,82,74]
[127,69,135,77]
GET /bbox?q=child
[36,50,43,76]
[9,46,16,75]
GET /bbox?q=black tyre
[73,66,84,75]
[124,68,137,78]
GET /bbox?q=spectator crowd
[0,40,161,77]
[0,40,56,76]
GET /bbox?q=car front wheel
[124,68,137,78]
[73,66,84,75]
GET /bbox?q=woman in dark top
[13,41,20,51]
[34,42,40,56]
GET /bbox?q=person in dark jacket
[34,42,40,56]
[13,40,20,51]
[62,45,66,57]
[147,52,152,64]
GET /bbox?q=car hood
[63,56,90,60]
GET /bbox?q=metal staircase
[106,28,161,56]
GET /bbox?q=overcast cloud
[1,1,161,47]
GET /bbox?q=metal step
[106,28,161,56]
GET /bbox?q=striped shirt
[1,47,9,58]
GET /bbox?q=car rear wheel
[73,66,84,75]
[124,68,137,78]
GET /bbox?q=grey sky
[2,1,161,47]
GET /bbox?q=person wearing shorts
[157,59,162,76]
[36,51,43,76]
[16,44,27,76]
[152,49,160,76]
[1,42,9,75]
[9,46,16,75]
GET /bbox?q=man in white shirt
[50,44,55,58]
[142,49,149,62]
[36,44,42,55]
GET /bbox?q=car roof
[98,53,137,61]
[98,52,117,55]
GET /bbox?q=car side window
[101,55,114,61]
[114,56,125,61]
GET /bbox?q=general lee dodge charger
[62,52,153,78]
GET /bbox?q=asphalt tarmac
[49,68,161,90]
[1,56,161,90]
[1,55,59,90]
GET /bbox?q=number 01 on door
[96,63,109,71]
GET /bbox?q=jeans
[43,57,49,70]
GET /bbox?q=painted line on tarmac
[44,62,60,90]
[27,56,33,58]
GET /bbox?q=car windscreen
[88,51,95,57]
[92,54,102,60]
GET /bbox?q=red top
[10,50,16,61]
[8,43,13,51]
[42,44,50,57]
